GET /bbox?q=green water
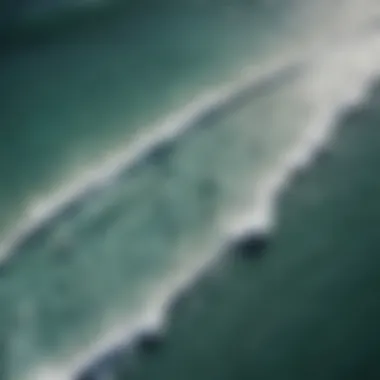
[0,0,295,236]
[119,84,380,380]
[0,1,380,380]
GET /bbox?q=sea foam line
[85,33,380,378]
[0,54,303,265]
[226,34,380,237]
[25,31,380,380]
[26,238,225,380]
[19,1,380,378]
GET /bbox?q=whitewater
[1,1,380,380]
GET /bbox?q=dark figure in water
[231,232,270,259]
[134,331,164,354]
[150,140,174,164]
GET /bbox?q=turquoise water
[118,83,380,380]
[0,1,380,380]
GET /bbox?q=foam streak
[0,56,303,265]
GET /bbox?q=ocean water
[0,1,380,380]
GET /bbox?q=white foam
[25,238,222,380]
[32,32,380,379]
[227,33,380,238]
[9,2,380,379]
[0,55,302,265]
